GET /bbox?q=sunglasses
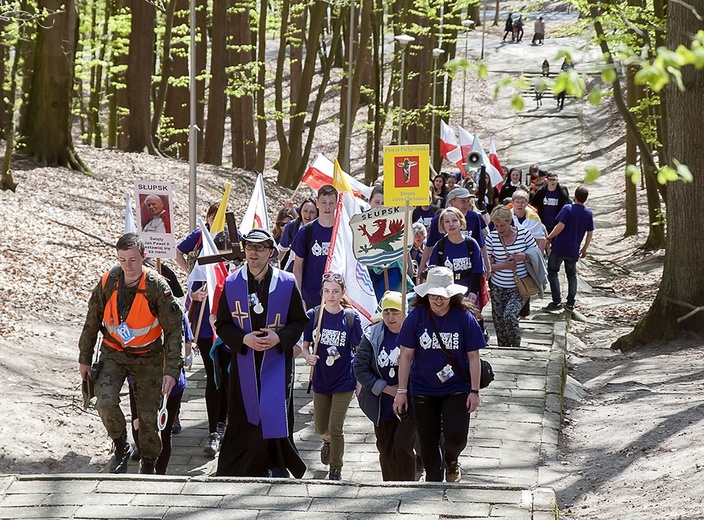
[244,243,271,252]
[322,272,344,284]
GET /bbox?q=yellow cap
[380,291,403,312]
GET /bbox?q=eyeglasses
[244,243,271,252]
[322,273,344,284]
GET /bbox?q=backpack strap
[436,236,446,265]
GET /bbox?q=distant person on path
[292,185,339,308]
[532,17,545,45]
[542,60,550,76]
[298,273,363,480]
[545,186,594,312]
[142,194,171,233]
[393,267,485,482]
[514,16,524,42]
[503,13,514,41]
[556,58,574,110]
[78,233,184,474]
[215,229,309,478]
[355,291,417,481]
[530,172,570,233]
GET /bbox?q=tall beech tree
[22,0,88,172]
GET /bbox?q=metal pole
[398,55,405,144]
[481,0,488,60]
[188,0,197,230]
[462,33,468,126]
[430,55,438,160]
[345,0,355,174]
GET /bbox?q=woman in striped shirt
[486,205,538,347]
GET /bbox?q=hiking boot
[320,442,331,465]
[544,302,562,311]
[329,467,342,481]
[445,460,461,482]
[109,431,130,474]
[139,458,157,474]
[216,421,227,438]
[130,443,141,461]
[204,432,220,457]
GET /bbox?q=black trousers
[411,392,470,482]
[374,415,417,481]
[199,337,228,433]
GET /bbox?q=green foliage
[626,164,641,185]
[584,166,601,183]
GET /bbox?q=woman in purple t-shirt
[393,267,485,483]
[298,273,363,481]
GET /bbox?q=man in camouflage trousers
[79,233,183,474]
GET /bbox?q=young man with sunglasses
[214,229,309,478]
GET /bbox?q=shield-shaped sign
[349,206,407,267]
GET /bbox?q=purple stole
[225,268,294,439]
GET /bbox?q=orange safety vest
[101,271,163,354]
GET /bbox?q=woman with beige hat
[392,267,486,483]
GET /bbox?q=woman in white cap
[298,272,363,481]
[393,267,486,483]
[355,291,416,481]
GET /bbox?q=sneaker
[204,432,220,457]
[320,442,331,465]
[564,303,575,312]
[109,431,130,474]
[139,458,156,474]
[445,460,461,482]
[172,416,182,434]
[216,421,227,438]
[544,302,563,311]
[329,467,342,481]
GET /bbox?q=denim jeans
[547,254,578,306]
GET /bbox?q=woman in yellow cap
[355,291,416,481]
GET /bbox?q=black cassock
[215,266,309,477]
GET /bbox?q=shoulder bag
[498,233,540,299]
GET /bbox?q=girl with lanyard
[393,267,486,483]
[355,291,417,481]
[297,273,363,480]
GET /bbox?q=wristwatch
[469,389,480,395]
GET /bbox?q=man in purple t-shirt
[292,185,338,308]
[530,172,570,233]
[545,185,594,312]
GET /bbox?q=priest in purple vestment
[215,229,309,477]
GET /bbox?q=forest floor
[1,9,702,520]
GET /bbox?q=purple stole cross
[225,268,294,439]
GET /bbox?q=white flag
[186,218,220,307]
[325,192,377,327]
[240,173,270,235]
[124,193,136,234]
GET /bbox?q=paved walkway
[0,16,602,520]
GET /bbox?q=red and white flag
[457,125,474,161]
[124,192,136,234]
[302,154,373,199]
[325,192,377,327]
[471,134,504,189]
[240,173,270,235]
[489,136,505,191]
[439,121,466,176]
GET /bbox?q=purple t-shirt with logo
[291,220,333,308]
[551,204,594,258]
[397,305,485,396]
[540,189,561,231]
[428,237,484,290]
[303,308,363,394]
[376,329,401,421]
[427,210,486,248]
[412,206,440,228]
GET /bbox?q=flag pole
[401,199,410,315]
[307,304,325,394]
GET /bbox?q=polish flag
[439,121,466,176]
[302,153,373,199]
[471,134,504,189]
[489,136,505,190]
[457,125,474,162]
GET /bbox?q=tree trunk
[493,0,499,25]
[124,0,156,153]
[151,0,178,145]
[337,0,372,172]
[613,0,704,350]
[624,65,638,236]
[255,0,268,171]
[22,0,89,172]
[203,0,230,166]
[88,0,110,148]
[162,0,190,158]
[229,0,256,169]
[288,0,304,116]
